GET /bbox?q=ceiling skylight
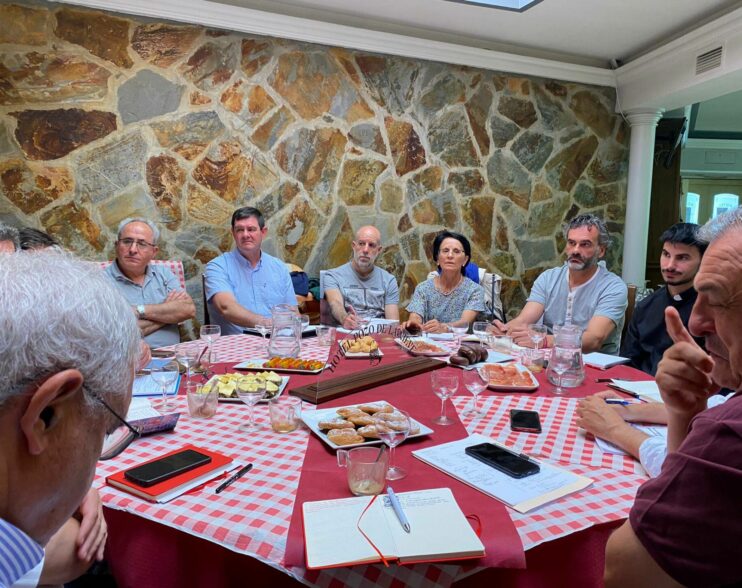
[445,0,543,12]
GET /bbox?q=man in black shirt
[621,223,706,375]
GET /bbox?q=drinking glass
[236,380,267,432]
[373,410,411,480]
[175,344,198,384]
[527,324,547,352]
[550,347,576,395]
[462,368,488,416]
[472,321,490,347]
[300,314,311,331]
[254,318,271,346]
[450,325,469,349]
[431,371,458,425]
[200,324,221,368]
[151,359,179,412]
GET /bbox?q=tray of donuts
[301,401,434,449]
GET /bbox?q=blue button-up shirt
[204,249,296,335]
[0,518,44,588]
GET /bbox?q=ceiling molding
[52,0,616,87]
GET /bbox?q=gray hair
[0,251,140,413]
[117,217,160,244]
[697,206,742,244]
[0,223,20,251]
[563,213,612,248]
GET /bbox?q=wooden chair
[201,274,210,325]
[622,284,638,340]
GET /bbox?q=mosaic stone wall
[0,1,630,327]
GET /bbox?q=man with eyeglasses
[204,207,297,335]
[105,217,195,348]
[323,225,400,329]
[0,251,140,588]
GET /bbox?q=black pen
[215,463,253,494]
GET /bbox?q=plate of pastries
[301,401,433,449]
[339,336,383,358]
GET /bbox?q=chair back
[318,270,335,326]
[622,284,638,340]
[201,274,210,325]
[425,268,504,322]
[98,259,186,290]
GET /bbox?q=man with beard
[621,223,706,376]
[604,207,742,587]
[323,226,399,329]
[492,214,627,353]
[205,207,296,335]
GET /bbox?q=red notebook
[106,444,234,503]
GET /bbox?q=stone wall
[0,1,630,330]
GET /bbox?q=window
[712,193,739,218]
[685,192,700,223]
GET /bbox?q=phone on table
[509,409,542,433]
[124,449,212,487]
[465,442,540,479]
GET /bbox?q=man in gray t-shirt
[323,226,400,328]
[493,214,627,354]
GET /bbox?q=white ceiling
[212,0,741,67]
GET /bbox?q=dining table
[95,330,653,588]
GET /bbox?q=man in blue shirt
[205,207,297,335]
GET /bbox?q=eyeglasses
[439,248,464,256]
[90,390,141,460]
[118,238,156,250]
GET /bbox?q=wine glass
[462,368,488,416]
[449,324,469,350]
[472,321,490,348]
[300,314,310,332]
[199,324,221,368]
[236,380,267,432]
[550,347,576,396]
[254,318,271,346]
[431,371,458,425]
[175,343,198,384]
[373,410,411,480]
[527,323,547,355]
[151,359,179,412]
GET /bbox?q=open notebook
[302,487,484,569]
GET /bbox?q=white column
[621,108,664,286]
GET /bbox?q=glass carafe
[546,324,584,387]
[267,304,301,358]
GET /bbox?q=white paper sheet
[595,424,668,455]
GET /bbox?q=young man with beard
[621,223,706,376]
[492,214,627,353]
[323,225,399,329]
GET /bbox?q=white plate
[233,359,325,374]
[203,373,289,402]
[337,341,384,359]
[482,363,539,392]
[394,337,450,357]
[302,402,434,450]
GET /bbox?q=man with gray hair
[0,222,20,253]
[493,213,627,353]
[0,251,140,587]
[105,217,195,348]
[604,207,742,587]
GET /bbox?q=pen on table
[386,487,411,533]
[604,398,631,406]
[215,463,253,494]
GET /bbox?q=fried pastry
[359,402,393,414]
[347,413,375,426]
[318,418,355,431]
[327,428,364,445]
[356,425,380,438]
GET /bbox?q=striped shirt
[0,518,43,588]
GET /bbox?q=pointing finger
[665,306,697,346]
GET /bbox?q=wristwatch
[136,304,146,319]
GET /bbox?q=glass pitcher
[546,324,585,387]
[267,304,301,358]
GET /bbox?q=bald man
[323,226,399,329]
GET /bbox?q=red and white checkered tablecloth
[162,334,332,363]
[452,394,648,550]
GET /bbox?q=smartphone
[510,409,542,433]
[124,449,211,487]
[464,442,540,478]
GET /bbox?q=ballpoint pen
[215,463,253,494]
[604,398,631,406]
[386,487,411,533]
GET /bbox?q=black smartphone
[465,442,540,478]
[510,409,542,433]
[124,449,211,487]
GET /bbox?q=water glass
[151,358,179,412]
[462,369,488,416]
[237,380,267,432]
[527,323,547,351]
[373,410,411,480]
[550,347,578,395]
[493,335,513,354]
[316,325,336,346]
[186,382,218,418]
[431,371,458,425]
[269,396,302,433]
[337,446,389,496]
[472,321,490,346]
[200,324,221,366]
[300,314,311,331]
